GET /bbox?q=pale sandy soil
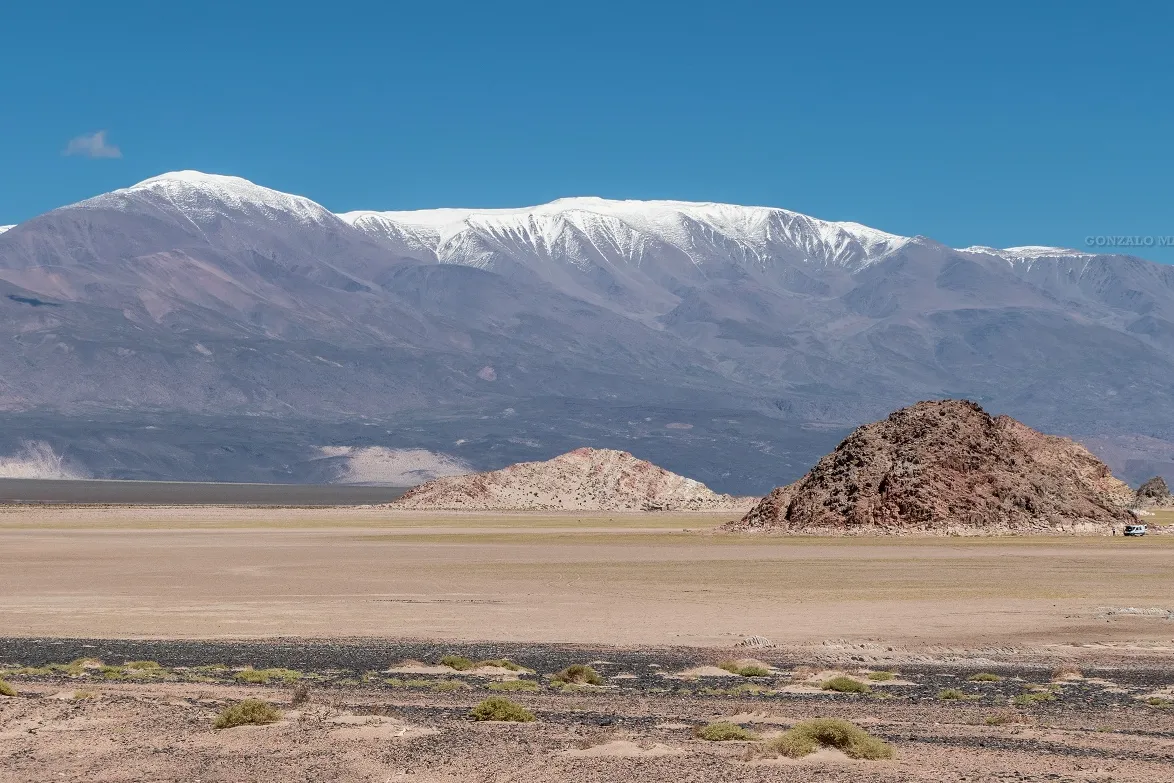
[1,671,1172,783]
[0,506,1172,652]
[2,504,1173,781]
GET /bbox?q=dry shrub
[213,699,282,729]
[984,709,1031,726]
[1051,666,1082,681]
[717,660,771,677]
[0,679,16,697]
[866,671,896,682]
[468,696,535,722]
[762,718,893,760]
[821,675,870,694]
[968,672,1002,682]
[552,664,603,686]
[290,683,311,706]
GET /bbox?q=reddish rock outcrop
[728,400,1135,535]
[393,447,756,512]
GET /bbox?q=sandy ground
[1,655,1172,783]
[2,505,1174,781]
[1,506,1173,653]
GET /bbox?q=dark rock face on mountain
[729,401,1136,534]
[1135,476,1172,507]
[3,173,1174,492]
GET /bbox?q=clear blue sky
[3,0,1172,259]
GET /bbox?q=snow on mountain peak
[94,170,338,226]
[0,225,13,235]
[339,196,912,272]
[960,245,1095,263]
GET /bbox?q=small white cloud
[62,130,122,159]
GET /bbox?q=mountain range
[0,171,1171,493]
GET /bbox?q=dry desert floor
[1,505,1173,782]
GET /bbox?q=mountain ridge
[1,170,1173,493]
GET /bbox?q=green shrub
[441,654,475,671]
[0,678,16,697]
[233,668,301,684]
[717,660,771,677]
[1012,691,1056,706]
[488,680,539,692]
[763,718,893,760]
[213,699,282,729]
[468,696,535,722]
[693,721,757,741]
[821,676,870,694]
[866,671,896,682]
[552,664,603,686]
[938,688,969,700]
[429,679,470,692]
[968,672,1002,682]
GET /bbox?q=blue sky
[3,0,1172,259]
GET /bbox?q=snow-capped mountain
[2,170,1174,492]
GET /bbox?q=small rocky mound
[1134,476,1172,507]
[393,448,756,512]
[728,400,1135,535]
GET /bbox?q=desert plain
[1,505,1173,782]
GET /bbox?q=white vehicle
[1124,523,1147,537]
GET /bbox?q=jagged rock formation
[1134,476,1172,507]
[728,400,1136,535]
[392,447,757,511]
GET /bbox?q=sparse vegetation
[477,658,529,672]
[468,696,535,722]
[290,683,310,706]
[488,680,539,692]
[73,690,96,700]
[0,678,16,697]
[866,671,896,682]
[969,672,1002,682]
[551,664,603,686]
[761,718,893,760]
[123,660,162,671]
[717,660,771,677]
[1051,666,1082,681]
[441,654,476,671]
[233,668,301,684]
[213,699,282,729]
[693,721,758,741]
[441,655,529,672]
[984,710,1030,726]
[1144,697,1173,708]
[430,679,470,692]
[821,675,870,694]
[938,688,977,701]
[1013,690,1056,706]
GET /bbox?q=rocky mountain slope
[729,400,1136,534]
[392,448,756,511]
[3,172,1174,491]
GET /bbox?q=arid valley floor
[2,506,1173,781]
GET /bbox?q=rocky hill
[728,400,1136,535]
[392,448,756,511]
[1134,476,1173,507]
